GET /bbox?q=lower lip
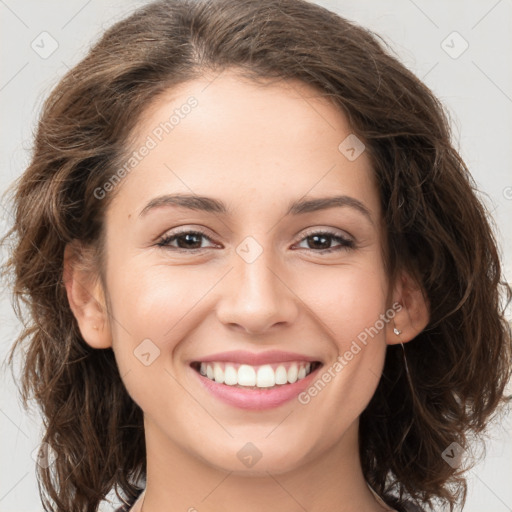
[192,365,321,410]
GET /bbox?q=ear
[62,241,112,349]
[386,271,430,345]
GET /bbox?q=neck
[137,417,391,512]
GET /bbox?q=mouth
[190,360,323,390]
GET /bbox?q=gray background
[1,0,511,511]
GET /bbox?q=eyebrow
[138,193,373,223]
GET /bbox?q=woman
[3,0,511,511]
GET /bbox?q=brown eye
[295,231,355,253]
[156,230,216,251]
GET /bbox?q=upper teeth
[199,362,313,388]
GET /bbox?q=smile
[190,356,323,410]
[192,361,321,389]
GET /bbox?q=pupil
[178,233,201,249]
[310,234,330,249]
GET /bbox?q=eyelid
[296,226,354,243]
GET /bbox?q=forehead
[108,70,380,221]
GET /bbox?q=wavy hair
[2,0,511,511]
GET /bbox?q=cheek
[103,261,197,396]
[304,259,388,345]
[301,262,389,412]
[107,251,214,340]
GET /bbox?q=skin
[64,69,429,512]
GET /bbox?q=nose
[215,244,299,335]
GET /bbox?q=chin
[193,435,316,476]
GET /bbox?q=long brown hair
[2,0,511,511]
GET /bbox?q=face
[98,70,395,474]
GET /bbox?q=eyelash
[155,228,355,254]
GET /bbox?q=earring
[393,326,402,336]
[399,341,411,378]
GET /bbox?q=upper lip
[192,350,321,366]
